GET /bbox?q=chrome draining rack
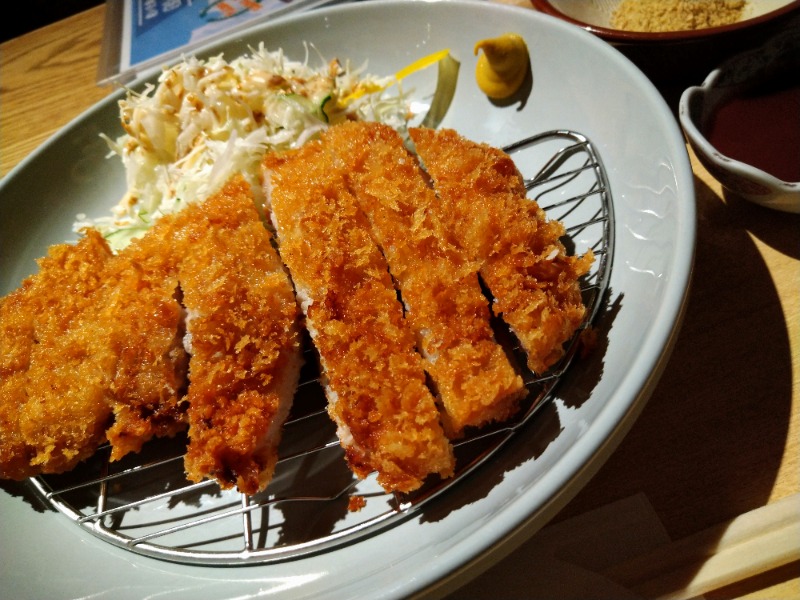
[30,130,615,566]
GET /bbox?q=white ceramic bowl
[679,25,800,213]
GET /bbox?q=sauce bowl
[678,24,800,213]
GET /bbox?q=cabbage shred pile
[77,43,411,250]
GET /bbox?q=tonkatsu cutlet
[101,221,189,461]
[0,231,116,480]
[177,178,303,495]
[264,140,455,493]
[1,225,192,477]
[409,127,593,375]
[322,122,527,437]
[1,177,302,495]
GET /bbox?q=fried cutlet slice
[409,127,593,375]
[0,231,116,480]
[264,140,455,493]
[175,178,303,496]
[1,225,189,477]
[322,122,527,437]
[100,224,189,461]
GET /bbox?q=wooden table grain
[1,5,798,598]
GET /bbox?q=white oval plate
[0,1,694,598]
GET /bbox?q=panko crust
[322,122,527,437]
[409,127,593,375]
[176,178,302,496]
[2,121,591,498]
[101,220,189,461]
[265,138,455,493]
[0,231,116,479]
[0,179,301,496]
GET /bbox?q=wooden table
[2,5,798,598]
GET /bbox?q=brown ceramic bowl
[530,0,800,89]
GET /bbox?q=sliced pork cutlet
[0,231,116,480]
[409,127,593,375]
[264,139,455,494]
[100,218,189,462]
[322,122,526,437]
[176,178,303,496]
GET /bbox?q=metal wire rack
[29,129,614,566]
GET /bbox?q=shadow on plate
[0,478,52,513]
[418,287,619,523]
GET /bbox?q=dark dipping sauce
[705,79,800,183]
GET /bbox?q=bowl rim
[530,0,800,44]
[679,84,800,191]
[677,26,800,190]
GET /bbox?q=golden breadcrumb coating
[1,178,301,496]
[264,139,455,494]
[0,231,116,479]
[1,117,591,498]
[0,225,190,477]
[322,122,527,437]
[409,127,593,375]
[101,223,189,461]
[176,178,302,496]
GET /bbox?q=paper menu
[99,0,338,84]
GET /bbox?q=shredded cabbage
[76,42,451,250]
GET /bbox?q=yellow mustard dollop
[474,33,529,100]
